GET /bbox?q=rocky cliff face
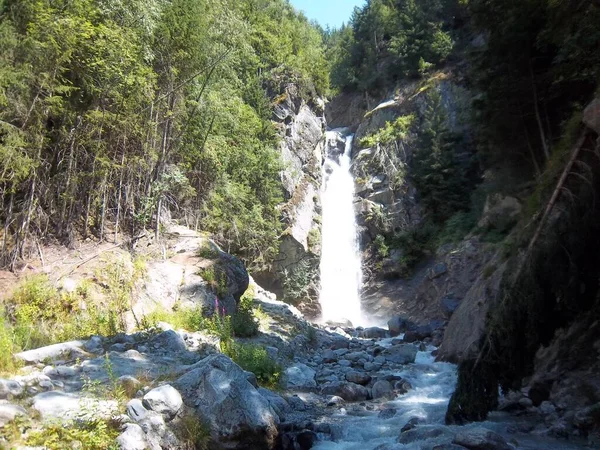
[255,82,326,318]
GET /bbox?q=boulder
[0,403,27,427]
[453,428,513,450]
[173,354,279,449]
[117,423,149,450]
[380,344,418,364]
[0,379,24,399]
[258,388,290,420]
[32,391,118,420]
[387,317,412,337]
[284,363,317,390]
[149,330,188,354]
[358,327,388,339]
[321,382,369,402]
[372,380,393,399]
[345,371,371,386]
[322,349,337,363]
[142,385,183,421]
[15,340,86,364]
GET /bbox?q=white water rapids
[319,129,364,326]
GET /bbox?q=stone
[258,388,290,420]
[372,380,393,399]
[538,401,556,416]
[127,399,149,422]
[368,188,394,206]
[0,403,27,427]
[338,360,352,367]
[32,391,118,420]
[345,371,371,386]
[149,330,187,354]
[15,340,86,364]
[284,363,317,390]
[358,327,388,339]
[296,430,318,450]
[321,382,369,402]
[173,354,279,449]
[84,336,104,353]
[326,395,345,406]
[0,379,24,399]
[583,98,600,134]
[119,376,142,395]
[440,296,460,317]
[518,397,533,408]
[344,351,369,362]
[116,423,148,450]
[387,317,412,337]
[380,344,418,364]
[143,385,183,420]
[430,263,448,279]
[322,350,337,363]
[453,427,513,450]
[400,417,422,433]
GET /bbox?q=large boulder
[321,382,369,402]
[380,344,418,365]
[173,354,279,449]
[284,363,317,390]
[142,385,183,421]
[452,427,513,450]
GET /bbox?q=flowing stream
[319,129,364,326]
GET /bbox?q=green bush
[374,234,389,258]
[231,287,259,338]
[26,418,120,450]
[391,222,437,275]
[437,211,477,245]
[0,311,20,374]
[223,342,281,388]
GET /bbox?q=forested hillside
[0,0,329,269]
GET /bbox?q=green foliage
[141,305,205,332]
[198,266,228,298]
[359,115,415,148]
[280,258,318,303]
[390,221,438,275]
[436,211,477,245]
[0,0,329,269]
[326,0,456,92]
[222,341,281,388]
[0,311,20,374]
[374,234,389,258]
[173,414,212,450]
[412,90,476,223]
[26,418,120,450]
[307,228,321,253]
[231,286,259,338]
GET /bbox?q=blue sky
[289,0,366,29]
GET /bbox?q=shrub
[231,286,259,338]
[374,234,389,258]
[223,342,281,388]
[198,267,228,297]
[173,414,211,450]
[437,211,477,245]
[26,418,120,450]
[0,311,20,373]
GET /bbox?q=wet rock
[398,426,453,444]
[378,408,397,419]
[394,380,412,394]
[117,423,148,450]
[142,385,182,420]
[453,427,513,450]
[321,382,369,402]
[372,380,393,399]
[285,363,317,390]
[400,417,423,433]
[358,327,388,339]
[326,395,345,406]
[173,353,279,449]
[297,430,318,449]
[380,344,418,364]
[433,445,469,450]
[345,371,371,386]
[388,316,413,337]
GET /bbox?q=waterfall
[319,129,363,325]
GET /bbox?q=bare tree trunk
[2,192,14,265]
[114,151,125,243]
[99,176,108,243]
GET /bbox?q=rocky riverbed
[0,280,596,449]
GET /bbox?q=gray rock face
[149,330,187,354]
[173,354,279,449]
[381,344,418,364]
[142,385,183,420]
[387,317,413,337]
[358,327,388,339]
[117,423,148,450]
[258,388,290,420]
[284,363,317,390]
[453,427,513,450]
[321,382,369,402]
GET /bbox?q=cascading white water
[319,129,363,325]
